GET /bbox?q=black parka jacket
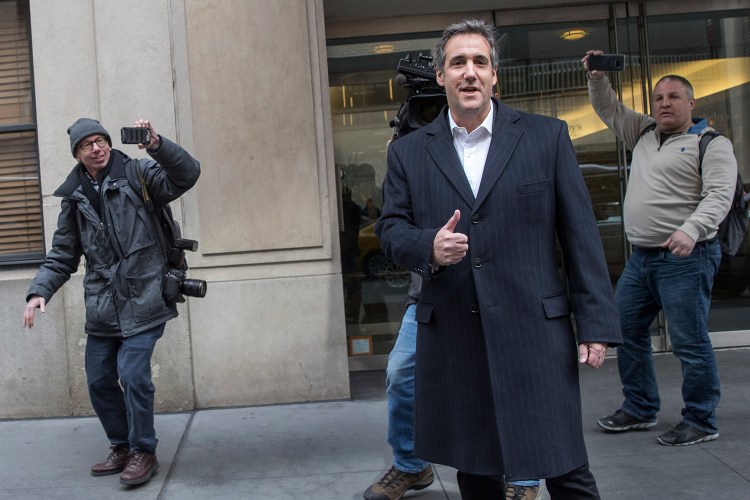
[27,136,200,337]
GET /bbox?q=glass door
[328,33,443,369]
[492,7,651,339]
[327,3,750,370]
[496,3,750,350]
[639,6,750,347]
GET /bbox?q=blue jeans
[386,304,428,473]
[85,323,165,454]
[615,242,721,433]
[387,305,540,487]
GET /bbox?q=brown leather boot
[90,446,130,476]
[119,451,159,485]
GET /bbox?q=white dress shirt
[448,105,495,197]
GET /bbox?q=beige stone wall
[0,0,349,419]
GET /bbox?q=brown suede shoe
[119,451,159,486]
[90,445,130,476]
[364,465,434,499]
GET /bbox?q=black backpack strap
[697,131,722,174]
[638,122,657,140]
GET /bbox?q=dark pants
[85,323,165,454]
[457,464,600,500]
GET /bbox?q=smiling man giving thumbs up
[431,210,468,266]
[374,18,621,500]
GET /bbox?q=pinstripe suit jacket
[375,99,622,480]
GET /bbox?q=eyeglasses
[78,137,108,152]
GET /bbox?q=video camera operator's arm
[129,119,201,206]
[582,50,652,149]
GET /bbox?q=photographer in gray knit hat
[23,117,201,488]
[67,118,112,157]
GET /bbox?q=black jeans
[456,464,600,500]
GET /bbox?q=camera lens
[405,94,447,130]
[417,102,443,126]
[180,279,207,298]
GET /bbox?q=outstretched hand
[431,210,468,267]
[23,295,46,329]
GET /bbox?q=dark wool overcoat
[375,99,622,481]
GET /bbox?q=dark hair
[654,75,694,99]
[434,19,498,72]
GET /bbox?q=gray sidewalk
[1,348,748,499]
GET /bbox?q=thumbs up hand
[431,210,468,267]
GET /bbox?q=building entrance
[327,2,750,369]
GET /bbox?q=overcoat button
[470,304,480,313]
[473,257,482,268]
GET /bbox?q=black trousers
[456,464,600,500]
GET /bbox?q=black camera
[162,237,207,303]
[163,268,207,303]
[390,54,447,140]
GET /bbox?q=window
[0,0,43,264]
[327,34,440,367]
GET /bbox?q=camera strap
[125,159,186,270]
[123,158,204,302]
[133,163,154,213]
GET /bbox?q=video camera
[390,54,447,140]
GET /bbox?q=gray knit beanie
[67,118,111,157]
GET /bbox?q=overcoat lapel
[474,100,523,209]
[424,109,475,208]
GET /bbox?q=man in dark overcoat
[375,19,622,499]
